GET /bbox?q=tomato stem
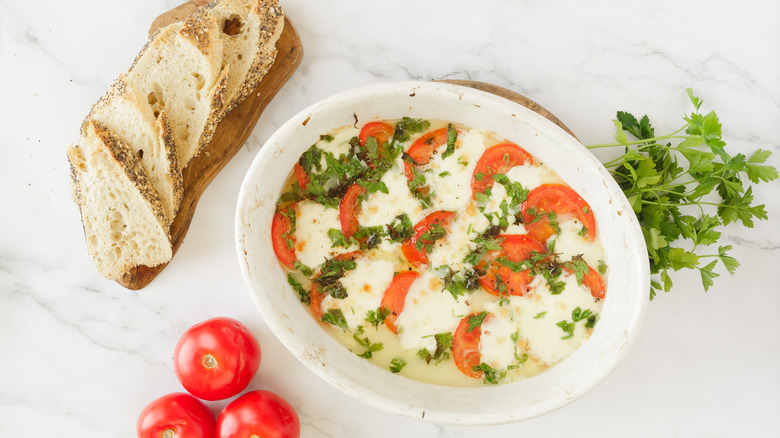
[202,354,217,369]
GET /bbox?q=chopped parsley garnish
[327,228,355,249]
[466,311,488,333]
[389,358,407,373]
[353,332,383,359]
[417,332,453,364]
[386,213,414,242]
[313,257,357,299]
[365,307,390,328]
[393,117,430,142]
[416,221,448,253]
[321,309,348,331]
[441,123,457,159]
[292,261,314,277]
[287,274,309,305]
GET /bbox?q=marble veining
[1,0,779,436]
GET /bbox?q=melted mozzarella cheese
[394,271,470,353]
[479,310,521,370]
[428,207,490,271]
[358,158,427,227]
[550,219,605,268]
[294,201,356,268]
[512,273,600,365]
[317,125,356,158]
[321,257,396,331]
[426,128,488,212]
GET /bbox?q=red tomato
[477,235,547,297]
[470,143,533,197]
[359,121,394,146]
[406,127,450,166]
[452,313,492,378]
[380,270,420,333]
[293,162,309,191]
[521,184,596,242]
[564,264,606,299]
[400,210,455,266]
[216,390,300,438]
[403,127,452,184]
[308,251,362,318]
[339,183,366,239]
[272,205,297,269]
[137,392,215,438]
[174,317,262,401]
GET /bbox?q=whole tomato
[137,392,215,438]
[216,390,300,438]
[174,317,261,401]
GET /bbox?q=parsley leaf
[587,89,777,299]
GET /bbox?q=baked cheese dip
[272,119,607,386]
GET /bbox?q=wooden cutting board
[117,0,303,289]
[117,3,575,290]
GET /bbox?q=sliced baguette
[127,8,229,168]
[68,121,172,280]
[206,0,284,110]
[86,75,183,224]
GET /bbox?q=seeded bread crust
[205,0,284,110]
[84,75,184,224]
[68,121,172,279]
[71,0,286,280]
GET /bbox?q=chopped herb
[353,332,383,359]
[365,307,390,328]
[386,213,414,242]
[389,358,406,373]
[441,123,457,159]
[287,274,309,305]
[474,362,506,385]
[598,260,608,274]
[293,261,314,277]
[354,225,386,249]
[439,171,451,177]
[466,311,488,333]
[556,320,575,339]
[320,134,335,142]
[418,332,453,364]
[534,311,547,319]
[327,228,356,249]
[393,117,430,142]
[322,309,348,331]
[416,221,448,253]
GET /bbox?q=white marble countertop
[2,0,779,436]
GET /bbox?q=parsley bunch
[587,89,777,299]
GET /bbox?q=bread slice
[86,75,183,224]
[126,8,229,168]
[68,120,172,280]
[206,0,285,110]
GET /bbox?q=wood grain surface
[117,2,303,289]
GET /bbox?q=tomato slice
[471,143,533,197]
[379,270,420,333]
[339,183,366,239]
[477,234,547,296]
[272,204,297,269]
[571,265,606,299]
[407,128,450,166]
[452,312,492,378]
[359,121,394,146]
[521,184,596,242]
[308,251,362,318]
[400,211,455,266]
[294,162,309,191]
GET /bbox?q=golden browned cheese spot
[362,284,372,293]
[429,277,442,290]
